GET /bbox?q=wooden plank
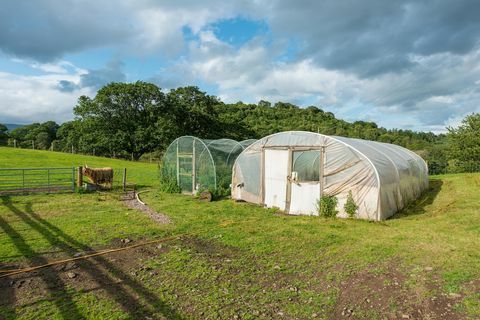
[319,146,325,201]
[260,148,265,205]
[285,148,293,213]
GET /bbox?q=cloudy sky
[1,0,479,132]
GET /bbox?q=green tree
[35,132,51,150]
[0,124,8,146]
[167,86,221,138]
[74,81,178,160]
[9,122,58,150]
[55,121,77,152]
[424,144,448,175]
[447,113,480,172]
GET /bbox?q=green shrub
[344,191,358,218]
[213,185,230,198]
[318,195,338,218]
[214,175,232,197]
[158,162,181,193]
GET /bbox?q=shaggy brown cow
[83,165,114,188]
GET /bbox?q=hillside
[2,124,23,131]
[4,85,446,163]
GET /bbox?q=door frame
[176,139,197,195]
[261,146,326,214]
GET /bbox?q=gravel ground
[122,192,171,224]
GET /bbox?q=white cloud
[0,0,255,61]
[172,31,480,132]
[1,0,479,131]
[9,58,85,75]
[0,70,92,124]
[29,61,72,74]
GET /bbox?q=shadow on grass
[0,196,185,320]
[0,199,85,320]
[392,179,444,219]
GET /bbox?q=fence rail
[0,167,75,195]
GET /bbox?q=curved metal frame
[164,137,260,194]
[163,136,217,193]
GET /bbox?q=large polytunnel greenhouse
[232,131,428,220]
[163,136,256,194]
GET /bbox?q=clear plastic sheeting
[232,131,428,220]
[163,136,256,194]
[239,139,258,149]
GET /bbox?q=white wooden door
[264,149,289,211]
[288,149,323,215]
[290,182,320,215]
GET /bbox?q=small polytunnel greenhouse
[231,131,428,220]
[163,136,256,194]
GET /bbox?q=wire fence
[0,168,75,195]
[0,166,138,196]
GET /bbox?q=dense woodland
[1,81,479,175]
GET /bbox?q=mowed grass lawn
[0,147,479,319]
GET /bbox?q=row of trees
[4,121,59,149]
[1,81,479,174]
[447,113,480,173]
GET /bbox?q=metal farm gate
[0,167,76,195]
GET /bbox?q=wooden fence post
[47,168,50,193]
[123,168,127,192]
[77,166,83,188]
[22,169,25,193]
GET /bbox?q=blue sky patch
[211,17,269,47]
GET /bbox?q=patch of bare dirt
[183,236,239,258]
[332,262,465,319]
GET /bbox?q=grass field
[0,147,479,319]
[0,147,158,188]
